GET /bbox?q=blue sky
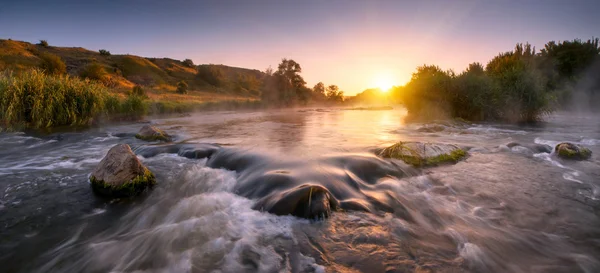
[1,0,598,94]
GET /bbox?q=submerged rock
[378,142,467,167]
[504,142,553,153]
[135,125,171,142]
[416,124,446,133]
[254,184,339,220]
[555,142,592,160]
[90,144,156,197]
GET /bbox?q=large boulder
[135,125,171,142]
[378,142,467,167]
[555,142,592,160]
[90,144,156,197]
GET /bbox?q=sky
[0,0,598,95]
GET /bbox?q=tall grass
[0,69,106,129]
[0,69,264,130]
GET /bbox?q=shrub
[197,65,226,86]
[131,85,146,97]
[79,62,108,82]
[39,53,67,75]
[38,40,49,47]
[120,94,147,118]
[99,49,111,56]
[0,69,107,129]
[176,80,188,94]
[182,59,194,68]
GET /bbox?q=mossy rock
[555,142,592,160]
[89,144,156,197]
[91,169,155,197]
[378,142,467,167]
[135,125,172,142]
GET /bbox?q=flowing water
[1,108,599,273]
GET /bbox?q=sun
[373,73,395,92]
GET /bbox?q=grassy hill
[0,39,265,99]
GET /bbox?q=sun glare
[374,74,395,92]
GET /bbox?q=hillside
[0,39,265,97]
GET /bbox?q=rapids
[1,108,599,273]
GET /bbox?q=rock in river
[378,142,467,167]
[135,125,172,142]
[89,144,156,197]
[555,142,592,160]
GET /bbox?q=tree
[326,85,344,103]
[38,40,49,47]
[99,49,111,56]
[39,53,66,75]
[261,59,308,105]
[176,80,188,94]
[183,59,195,68]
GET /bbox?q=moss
[556,143,592,160]
[135,133,170,142]
[90,168,156,197]
[379,142,467,167]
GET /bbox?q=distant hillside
[0,39,265,93]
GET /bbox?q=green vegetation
[182,58,194,68]
[131,85,146,97]
[0,69,106,129]
[197,65,227,86]
[555,143,592,160]
[38,40,49,47]
[389,39,600,122]
[39,53,66,75]
[378,142,467,167]
[90,168,156,197]
[79,62,108,82]
[0,39,347,130]
[176,80,188,94]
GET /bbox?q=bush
[99,49,111,56]
[176,80,188,94]
[120,94,147,118]
[39,53,67,75]
[182,59,194,68]
[0,69,107,129]
[131,85,146,97]
[197,65,226,86]
[38,40,49,47]
[79,62,108,82]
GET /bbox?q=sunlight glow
[372,72,396,92]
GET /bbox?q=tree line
[388,38,600,122]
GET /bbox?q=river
[1,108,599,273]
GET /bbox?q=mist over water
[1,108,600,273]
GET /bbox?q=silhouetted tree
[183,59,195,68]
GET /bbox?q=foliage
[234,73,260,95]
[79,62,108,82]
[197,65,226,86]
[131,85,146,97]
[120,93,148,118]
[326,85,344,103]
[396,42,559,122]
[176,80,188,94]
[99,49,111,56]
[261,59,310,105]
[182,58,194,68]
[38,40,49,47]
[401,65,455,120]
[0,69,106,129]
[39,53,66,75]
